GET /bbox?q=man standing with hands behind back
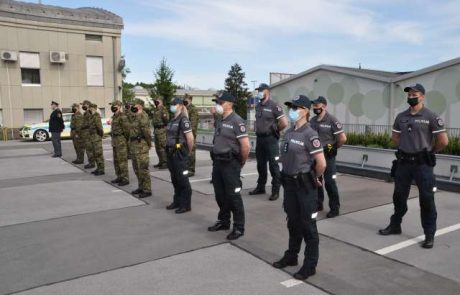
[49,101,65,158]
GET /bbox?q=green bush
[345,132,460,156]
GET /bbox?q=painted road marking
[280,279,303,288]
[375,223,460,255]
[111,189,123,193]
[189,172,258,183]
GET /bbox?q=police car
[19,113,112,142]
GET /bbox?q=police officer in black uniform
[165,97,194,214]
[379,83,449,249]
[310,96,347,218]
[208,92,250,240]
[272,95,326,280]
[49,101,65,158]
[250,83,288,201]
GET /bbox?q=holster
[324,144,338,158]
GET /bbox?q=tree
[153,58,176,106]
[121,56,135,103]
[224,63,250,119]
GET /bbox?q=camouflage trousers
[82,130,94,165]
[187,139,196,173]
[154,128,167,165]
[92,133,104,172]
[130,140,151,192]
[72,132,85,162]
[112,136,129,182]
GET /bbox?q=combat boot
[378,224,402,235]
[111,178,121,184]
[293,265,316,280]
[422,235,434,249]
[249,187,265,195]
[117,180,129,186]
[138,191,152,198]
[272,256,298,269]
[84,164,95,169]
[131,188,142,195]
[93,170,105,176]
[269,192,279,201]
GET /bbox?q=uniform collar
[315,111,329,122]
[222,111,235,121]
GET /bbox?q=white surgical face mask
[215,104,224,115]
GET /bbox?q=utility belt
[281,171,317,189]
[130,135,145,142]
[324,143,338,158]
[210,150,240,162]
[396,149,436,167]
[166,143,188,158]
[256,132,275,138]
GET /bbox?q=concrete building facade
[270,58,460,132]
[0,0,123,127]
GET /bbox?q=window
[21,69,41,84]
[85,34,102,41]
[20,52,41,85]
[23,109,44,125]
[99,108,106,118]
[86,56,103,86]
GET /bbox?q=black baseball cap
[171,97,184,105]
[255,83,269,91]
[404,83,425,95]
[212,91,236,103]
[51,101,59,106]
[285,95,312,109]
[312,96,327,105]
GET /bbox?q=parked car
[19,113,111,142]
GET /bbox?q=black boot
[269,192,279,201]
[84,164,95,169]
[111,178,121,184]
[138,191,152,198]
[326,210,339,218]
[422,235,434,249]
[378,224,402,235]
[272,255,298,269]
[249,187,265,195]
[166,203,179,210]
[208,221,230,232]
[131,188,142,195]
[226,229,244,240]
[293,265,316,280]
[118,180,129,186]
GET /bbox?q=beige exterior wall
[0,16,122,127]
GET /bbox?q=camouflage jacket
[129,111,152,145]
[187,103,199,136]
[90,112,103,136]
[111,112,130,138]
[151,106,169,128]
[70,111,83,133]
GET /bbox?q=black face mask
[82,106,88,111]
[154,101,160,107]
[131,106,138,113]
[111,106,118,113]
[407,96,419,107]
[313,108,322,115]
[72,108,77,113]
[125,104,130,110]
[183,101,189,106]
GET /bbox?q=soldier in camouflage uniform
[70,103,85,164]
[125,102,133,160]
[184,93,199,176]
[89,103,105,175]
[81,100,95,169]
[110,100,130,186]
[152,96,169,169]
[129,99,152,198]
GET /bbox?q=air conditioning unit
[1,50,18,61]
[50,51,66,63]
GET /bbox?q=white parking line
[375,223,460,255]
[189,172,259,183]
[280,279,303,288]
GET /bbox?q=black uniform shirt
[166,113,192,147]
[212,111,248,155]
[49,109,64,132]
[310,112,344,145]
[255,98,284,134]
[392,107,446,153]
[281,123,323,175]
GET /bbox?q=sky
[24,0,460,90]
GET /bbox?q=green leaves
[225,63,250,119]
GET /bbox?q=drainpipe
[112,37,117,101]
[389,82,395,125]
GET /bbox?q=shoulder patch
[311,138,321,148]
[239,125,246,133]
[184,121,190,128]
[276,105,282,112]
[335,121,342,129]
[436,117,444,127]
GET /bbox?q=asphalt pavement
[0,138,459,295]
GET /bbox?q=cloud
[125,0,425,51]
